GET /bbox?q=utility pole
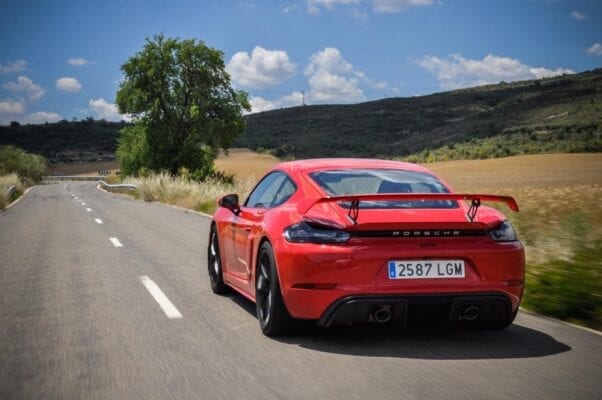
[301,90,306,106]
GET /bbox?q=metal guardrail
[98,181,138,191]
[45,176,103,181]
[5,185,16,197]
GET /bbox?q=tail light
[284,221,351,244]
[489,220,517,242]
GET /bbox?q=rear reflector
[292,283,337,290]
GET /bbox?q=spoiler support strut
[466,199,481,223]
[347,199,360,225]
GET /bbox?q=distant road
[1,183,600,400]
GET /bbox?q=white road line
[86,208,92,212]
[95,218,103,224]
[139,276,183,319]
[82,202,86,205]
[109,237,123,247]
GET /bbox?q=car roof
[273,158,434,175]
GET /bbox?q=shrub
[0,145,47,183]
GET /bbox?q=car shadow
[227,293,571,360]
[275,323,571,360]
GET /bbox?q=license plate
[388,260,465,279]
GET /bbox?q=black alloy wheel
[255,242,296,336]
[208,225,227,294]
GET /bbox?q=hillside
[237,69,602,160]
[1,69,601,163]
[0,118,126,164]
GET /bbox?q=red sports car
[208,158,524,335]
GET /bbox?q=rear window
[309,169,457,209]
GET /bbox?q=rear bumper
[274,237,525,321]
[317,293,512,327]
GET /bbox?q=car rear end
[275,164,525,328]
[278,217,524,327]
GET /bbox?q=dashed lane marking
[95,218,103,224]
[109,237,123,247]
[139,276,183,319]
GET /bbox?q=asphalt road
[1,182,600,400]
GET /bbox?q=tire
[255,242,296,336]
[208,225,227,294]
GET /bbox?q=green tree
[116,34,250,177]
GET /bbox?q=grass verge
[0,174,24,210]
[521,214,601,330]
[123,173,255,214]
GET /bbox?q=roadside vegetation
[521,212,601,330]
[122,172,255,214]
[0,145,47,210]
[0,173,23,209]
[500,186,602,330]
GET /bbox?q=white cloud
[0,99,25,114]
[68,57,90,66]
[418,54,574,90]
[248,96,276,114]
[0,59,28,74]
[88,98,129,121]
[247,92,305,114]
[3,76,45,101]
[586,43,602,56]
[283,3,301,13]
[55,77,82,92]
[373,0,433,13]
[570,11,588,20]
[28,111,62,124]
[304,47,383,102]
[227,46,296,89]
[307,0,359,15]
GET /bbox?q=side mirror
[218,194,240,214]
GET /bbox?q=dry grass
[124,173,256,214]
[0,174,23,209]
[424,153,602,190]
[426,153,602,265]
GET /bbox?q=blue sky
[0,0,601,125]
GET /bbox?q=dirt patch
[424,153,602,191]
[214,148,279,180]
[46,161,120,176]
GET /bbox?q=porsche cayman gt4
[208,159,524,336]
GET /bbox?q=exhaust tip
[463,306,480,321]
[373,305,393,323]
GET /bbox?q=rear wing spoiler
[297,193,519,224]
